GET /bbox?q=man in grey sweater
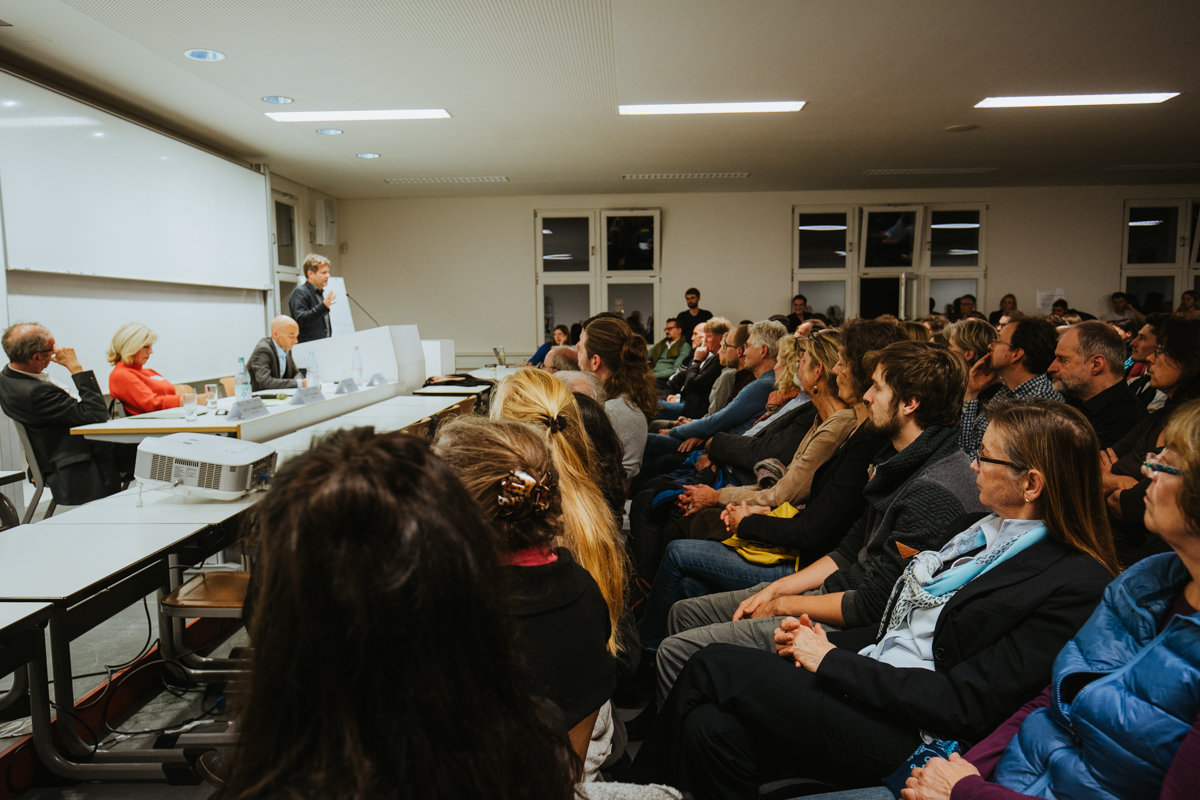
[647,341,985,707]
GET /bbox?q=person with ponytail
[491,368,630,657]
[433,417,616,776]
[578,315,658,479]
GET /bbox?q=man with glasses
[0,323,129,507]
[648,317,691,395]
[960,317,1063,458]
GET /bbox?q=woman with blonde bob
[491,368,629,656]
[106,322,187,416]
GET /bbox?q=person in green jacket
[649,318,692,394]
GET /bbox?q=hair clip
[497,469,557,517]
[543,414,568,434]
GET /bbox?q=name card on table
[367,373,388,387]
[228,397,270,421]
[289,386,326,406]
[334,378,360,395]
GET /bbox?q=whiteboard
[0,70,271,290]
[7,272,267,388]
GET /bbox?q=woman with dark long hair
[219,429,576,800]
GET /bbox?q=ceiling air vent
[863,168,997,175]
[623,173,750,180]
[384,176,508,184]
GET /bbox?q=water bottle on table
[235,357,251,401]
[306,350,321,389]
[351,346,363,385]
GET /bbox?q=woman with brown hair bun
[578,315,658,479]
[434,417,615,776]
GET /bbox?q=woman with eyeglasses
[894,398,1200,800]
[1102,317,1200,565]
[632,399,1119,798]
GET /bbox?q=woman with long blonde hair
[491,368,629,656]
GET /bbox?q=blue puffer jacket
[993,552,1200,800]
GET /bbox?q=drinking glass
[204,383,218,409]
[181,391,198,422]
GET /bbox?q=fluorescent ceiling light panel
[931,223,981,229]
[798,224,847,231]
[1128,220,1164,226]
[384,176,507,184]
[267,109,450,122]
[975,93,1178,108]
[623,172,750,179]
[543,254,573,260]
[618,102,804,115]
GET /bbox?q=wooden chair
[219,376,235,398]
[159,570,251,682]
[400,416,438,439]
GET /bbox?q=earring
[1024,497,1031,503]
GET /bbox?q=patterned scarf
[879,518,1047,637]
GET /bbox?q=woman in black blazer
[632,399,1120,799]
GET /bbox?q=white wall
[339,183,1200,359]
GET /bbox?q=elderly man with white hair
[247,315,301,391]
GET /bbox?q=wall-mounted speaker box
[316,198,336,246]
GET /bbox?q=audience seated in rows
[218,427,677,800]
[658,318,731,421]
[633,399,1120,799]
[576,315,657,480]
[987,293,1019,326]
[1103,317,1200,565]
[542,345,579,373]
[433,416,616,777]
[899,399,1200,800]
[107,322,184,416]
[1126,311,1170,410]
[644,341,985,709]
[648,318,691,394]
[1047,320,1146,449]
[960,317,1063,458]
[0,322,131,505]
[247,315,300,392]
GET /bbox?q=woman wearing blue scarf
[632,399,1120,798]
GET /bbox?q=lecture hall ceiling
[0,0,1196,198]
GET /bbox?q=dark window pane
[860,277,900,319]
[863,211,916,268]
[608,283,655,343]
[543,284,590,341]
[1191,203,1199,265]
[1126,276,1175,314]
[797,213,848,270]
[274,201,295,268]
[606,216,655,271]
[796,280,846,322]
[1127,207,1178,264]
[930,210,980,267]
[542,217,590,272]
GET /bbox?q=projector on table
[135,433,277,501]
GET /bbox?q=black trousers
[631,643,922,800]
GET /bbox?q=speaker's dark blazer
[0,365,122,505]
[288,281,331,343]
[821,512,1114,745]
[247,337,299,392]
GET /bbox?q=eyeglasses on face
[973,452,1021,470]
[1142,451,1183,479]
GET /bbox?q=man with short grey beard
[1047,320,1146,449]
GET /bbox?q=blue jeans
[638,539,796,650]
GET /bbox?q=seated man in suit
[0,323,130,506]
[248,315,301,391]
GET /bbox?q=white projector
[135,433,277,500]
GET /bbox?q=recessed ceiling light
[184,49,225,62]
[316,129,342,135]
[92,132,104,137]
[267,109,451,122]
[262,96,293,105]
[931,223,981,229]
[1128,220,1164,227]
[356,153,380,159]
[975,93,1178,108]
[618,102,804,115]
[1,100,16,107]
[798,224,847,231]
